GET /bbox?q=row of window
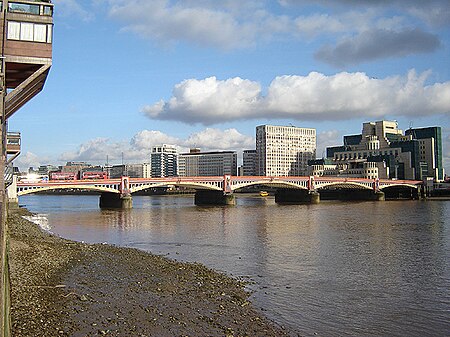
[334,149,399,161]
[7,2,53,16]
[258,126,315,136]
[7,21,52,43]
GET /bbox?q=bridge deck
[16,176,423,196]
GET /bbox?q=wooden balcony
[6,132,21,155]
[0,0,54,119]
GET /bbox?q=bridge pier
[319,189,385,201]
[374,191,385,201]
[194,190,235,206]
[6,176,19,209]
[275,189,320,204]
[99,193,133,209]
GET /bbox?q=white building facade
[150,144,178,177]
[256,125,316,176]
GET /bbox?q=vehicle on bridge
[18,174,48,183]
[49,171,78,180]
[81,171,109,180]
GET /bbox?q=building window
[20,22,34,41]
[43,6,53,16]
[7,21,52,43]
[8,2,40,15]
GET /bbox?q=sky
[9,0,450,174]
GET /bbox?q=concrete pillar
[310,191,321,204]
[99,193,133,209]
[373,191,385,201]
[6,175,19,209]
[275,189,320,204]
[194,190,235,206]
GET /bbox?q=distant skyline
[9,0,450,173]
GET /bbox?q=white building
[150,144,178,177]
[256,125,316,176]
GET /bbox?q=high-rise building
[405,127,444,181]
[256,125,316,176]
[150,144,178,177]
[242,149,257,176]
[320,121,444,181]
[178,149,237,177]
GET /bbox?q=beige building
[178,150,237,177]
[256,125,316,176]
[322,121,444,181]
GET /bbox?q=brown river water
[20,194,450,336]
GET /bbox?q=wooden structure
[1,0,53,118]
[0,1,53,335]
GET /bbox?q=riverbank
[7,207,291,336]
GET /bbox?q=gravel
[8,208,292,336]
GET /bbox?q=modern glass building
[405,127,444,181]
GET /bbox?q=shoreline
[7,207,293,336]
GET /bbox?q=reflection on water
[20,194,450,336]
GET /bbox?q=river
[19,194,450,336]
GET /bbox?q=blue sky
[9,0,450,174]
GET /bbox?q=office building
[318,121,444,181]
[178,149,237,177]
[109,164,146,178]
[405,127,444,181]
[242,149,257,176]
[256,125,316,176]
[150,144,178,177]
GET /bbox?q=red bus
[81,171,108,180]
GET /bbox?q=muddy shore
[7,207,292,336]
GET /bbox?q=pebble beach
[7,208,291,336]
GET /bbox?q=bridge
[14,175,423,208]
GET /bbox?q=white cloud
[107,0,264,49]
[57,128,253,165]
[131,130,179,150]
[144,76,262,124]
[317,130,341,159]
[14,152,49,171]
[60,138,132,164]
[107,1,383,50]
[143,70,450,125]
[53,0,95,21]
[184,128,254,151]
[103,0,445,66]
